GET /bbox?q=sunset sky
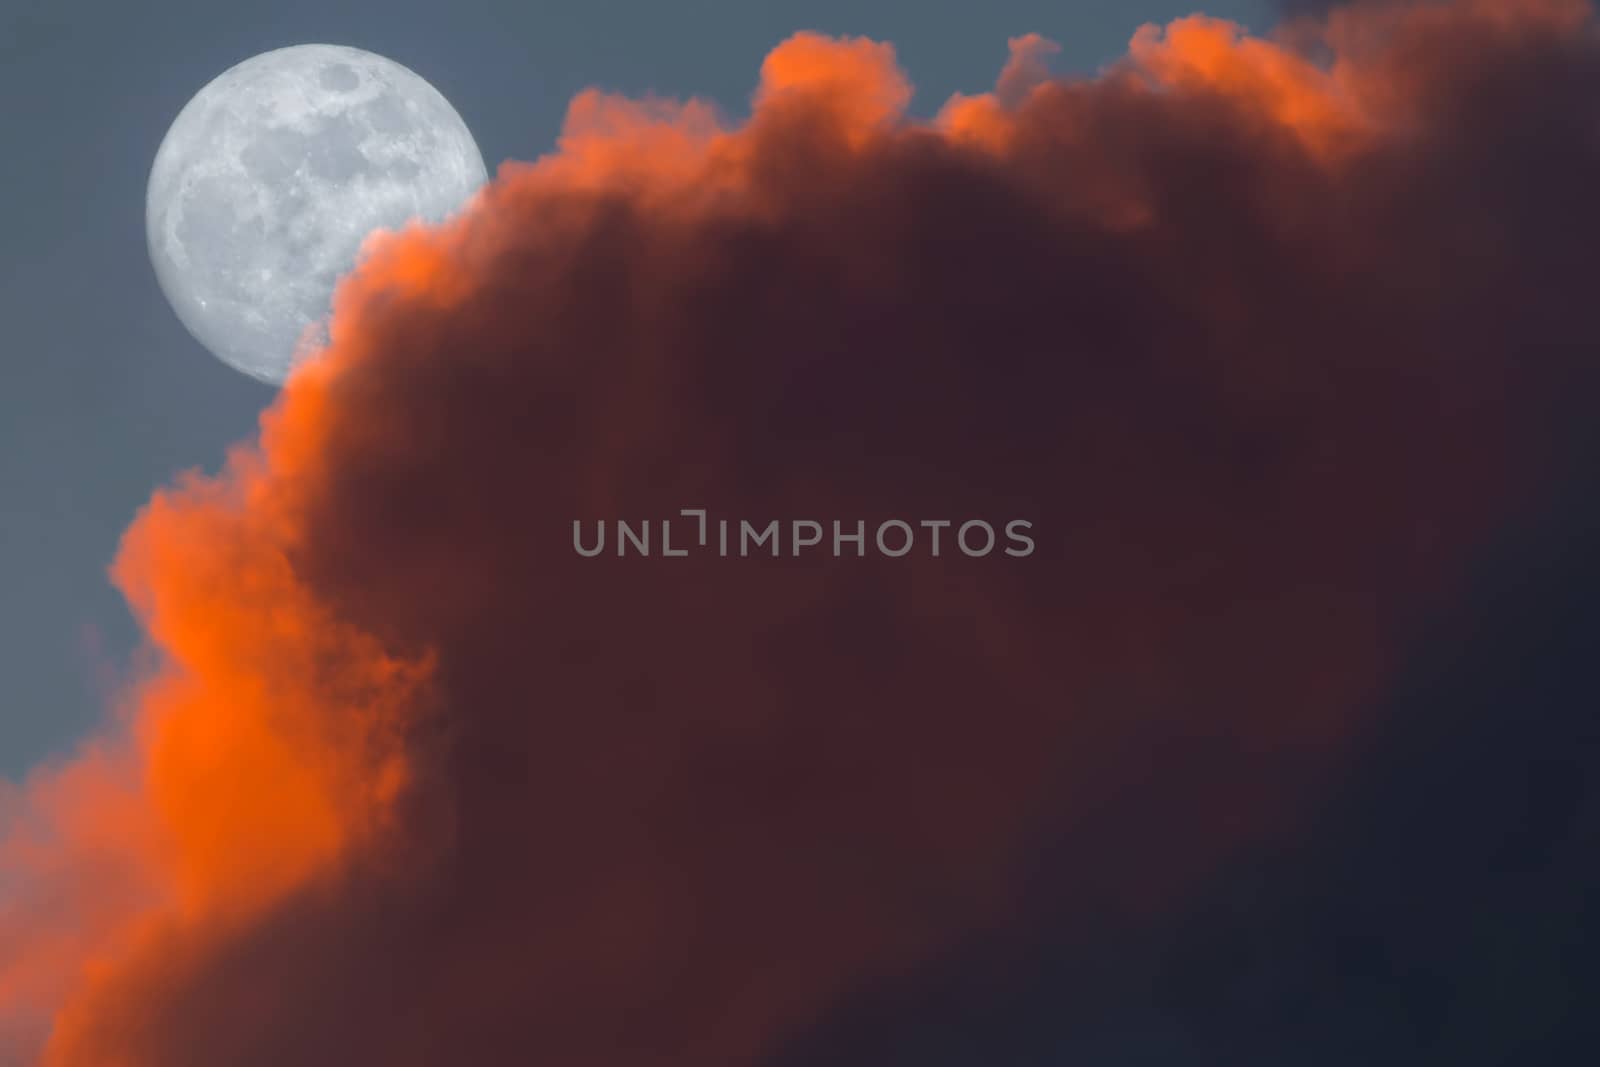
[0,0,1264,776]
[3,2,1598,1065]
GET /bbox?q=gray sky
[0,0,1266,776]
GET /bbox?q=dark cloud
[773,454,1600,1066]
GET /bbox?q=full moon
[146,44,487,384]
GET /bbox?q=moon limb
[146,44,487,384]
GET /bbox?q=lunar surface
[146,44,487,384]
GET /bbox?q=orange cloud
[5,2,1600,1064]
